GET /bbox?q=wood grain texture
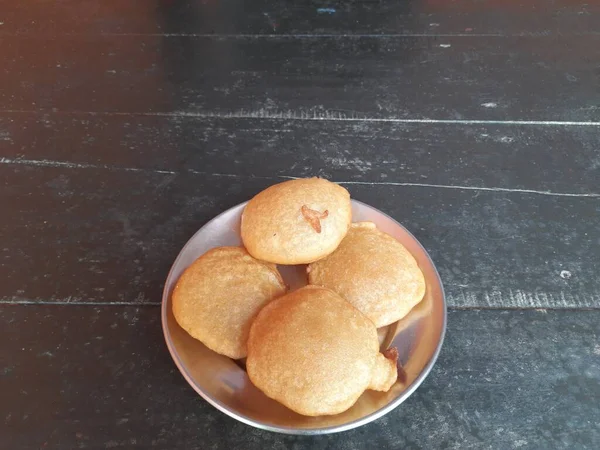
[1,114,599,195]
[1,306,599,449]
[2,34,599,121]
[1,165,598,308]
[1,0,598,36]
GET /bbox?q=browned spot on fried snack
[383,347,407,384]
[301,205,329,233]
[383,347,399,363]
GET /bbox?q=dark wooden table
[1,1,599,448]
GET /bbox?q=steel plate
[162,199,446,434]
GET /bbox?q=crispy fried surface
[308,222,426,327]
[369,348,399,391]
[172,247,286,359]
[247,286,397,416]
[241,178,351,264]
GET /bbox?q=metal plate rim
[161,199,447,435]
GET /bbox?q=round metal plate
[162,199,446,434]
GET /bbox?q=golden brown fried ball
[172,247,286,359]
[241,178,351,264]
[308,222,425,327]
[247,286,398,416]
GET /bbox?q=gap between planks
[2,109,600,127]
[1,157,599,198]
[2,32,600,38]
[1,299,599,311]
[0,32,502,38]
[3,290,600,309]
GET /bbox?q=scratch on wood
[0,157,176,174]
[1,157,599,198]
[0,131,13,142]
[447,289,600,309]
[338,181,600,198]
[0,297,160,306]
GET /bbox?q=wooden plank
[1,0,598,36]
[1,114,599,195]
[2,35,599,121]
[1,165,598,308]
[1,306,599,448]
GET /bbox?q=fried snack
[247,286,398,416]
[308,222,425,327]
[172,247,286,359]
[240,178,351,264]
